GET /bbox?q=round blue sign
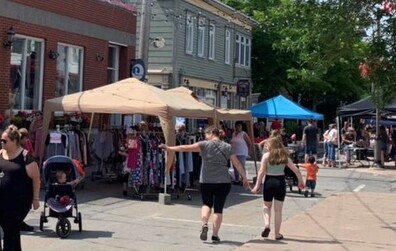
[130,59,146,81]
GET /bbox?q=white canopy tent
[40,78,215,170]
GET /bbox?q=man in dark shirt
[302,120,319,163]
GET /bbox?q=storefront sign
[130,59,146,81]
[236,79,250,97]
[50,132,62,144]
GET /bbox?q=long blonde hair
[266,135,289,165]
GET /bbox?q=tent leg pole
[87,113,95,142]
[373,107,382,168]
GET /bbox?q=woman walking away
[159,126,249,243]
[251,135,304,240]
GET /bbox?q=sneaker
[200,224,208,241]
[311,193,315,197]
[304,190,309,198]
[211,235,221,243]
[20,222,34,232]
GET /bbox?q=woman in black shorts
[251,135,304,240]
[160,126,249,243]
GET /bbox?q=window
[197,17,205,57]
[185,13,194,54]
[9,37,44,111]
[204,89,216,106]
[225,28,231,64]
[107,45,120,84]
[107,45,121,126]
[56,44,84,97]
[208,23,215,60]
[235,33,251,67]
[245,38,251,67]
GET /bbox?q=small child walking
[299,156,319,197]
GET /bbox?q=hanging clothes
[92,130,114,161]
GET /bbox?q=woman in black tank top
[0,125,40,251]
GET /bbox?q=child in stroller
[39,155,83,238]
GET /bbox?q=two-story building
[130,0,256,110]
[0,0,137,122]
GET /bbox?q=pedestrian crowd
[7,115,395,250]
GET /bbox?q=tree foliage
[221,0,396,119]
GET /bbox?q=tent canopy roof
[337,96,396,117]
[249,95,324,120]
[44,78,214,119]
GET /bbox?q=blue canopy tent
[250,95,324,120]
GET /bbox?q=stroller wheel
[56,218,71,238]
[39,212,45,232]
[78,212,82,232]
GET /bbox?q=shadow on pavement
[26,229,113,239]
[246,237,341,245]
[218,240,245,246]
[57,179,260,209]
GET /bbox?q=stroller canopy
[43,155,79,185]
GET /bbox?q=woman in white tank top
[230,121,252,184]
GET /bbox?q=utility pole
[138,0,152,80]
[373,9,382,167]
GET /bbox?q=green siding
[132,0,252,88]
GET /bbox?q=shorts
[200,183,231,214]
[305,145,317,155]
[305,180,316,190]
[263,175,286,202]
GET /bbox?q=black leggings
[263,175,286,202]
[0,204,31,251]
[200,183,231,214]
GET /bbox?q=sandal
[211,235,221,243]
[261,228,271,238]
[200,224,208,241]
[275,234,284,240]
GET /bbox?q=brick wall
[0,1,136,114]
[10,0,136,34]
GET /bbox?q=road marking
[152,216,261,229]
[353,184,366,192]
[233,193,261,197]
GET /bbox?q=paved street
[19,161,396,251]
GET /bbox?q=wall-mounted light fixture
[96,53,104,62]
[48,50,59,60]
[183,78,190,87]
[3,26,16,49]
[222,86,228,96]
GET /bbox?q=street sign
[130,59,146,81]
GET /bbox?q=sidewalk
[334,158,396,178]
[237,192,396,251]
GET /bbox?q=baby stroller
[284,165,301,194]
[40,155,83,238]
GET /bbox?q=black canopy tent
[337,96,396,117]
[337,96,396,168]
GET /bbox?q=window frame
[185,13,194,55]
[197,17,206,57]
[235,33,251,68]
[107,44,120,83]
[56,43,84,96]
[9,35,44,111]
[225,28,231,64]
[208,23,215,60]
